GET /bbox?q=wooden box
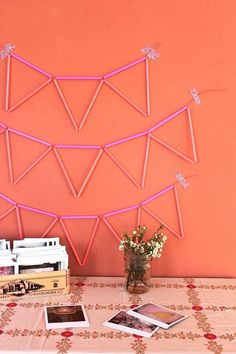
[0,269,70,299]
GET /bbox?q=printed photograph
[0,266,14,276]
[132,303,185,325]
[47,305,85,323]
[44,305,89,329]
[19,262,59,274]
[106,311,158,335]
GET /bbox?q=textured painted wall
[0,0,235,276]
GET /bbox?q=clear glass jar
[124,251,152,294]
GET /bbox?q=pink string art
[0,106,197,196]
[0,184,184,266]
[3,52,152,130]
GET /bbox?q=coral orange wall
[0,0,235,277]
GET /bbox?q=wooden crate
[0,269,70,299]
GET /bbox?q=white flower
[140,246,145,254]
[130,241,136,248]
[119,225,167,259]
[152,248,158,257]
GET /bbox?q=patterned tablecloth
[0,276,235,354]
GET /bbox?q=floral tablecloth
[0,276,235,353]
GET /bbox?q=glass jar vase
[124,251,152,294]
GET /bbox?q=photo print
[44,305,90,329]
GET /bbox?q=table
[0,276,236,353]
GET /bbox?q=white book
[0,254,14,265]
[127,303,188,329]
[13,237,59,249]
[103,310,159,338]
[44,305,90,329]
[0,239,10,250]
[0,249,12,256]
[12,245,66,255]
[16,253,67,264]
[15,253,68,274]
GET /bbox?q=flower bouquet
[119,225,167,294]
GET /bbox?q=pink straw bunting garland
[0,184,184,266]
[3,52,152,129]
[0,105,197,196]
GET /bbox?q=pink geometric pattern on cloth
[4,52,152,130]
[0,184,184,266]
[0,106,197,197]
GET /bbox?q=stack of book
[0,237,68,276]
[0,237,69,298]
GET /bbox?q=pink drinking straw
[14,147,52,184]
[5,55,11,111]
[142,185,174,205]
[104,204,139,218]
[9,127,50,146]
[149,105,197,164]
[53,148,77,197]
[59,218,82,266]
[141,134,151,188]
[41,218,59,237]
[137,206,142,226]
[105,131,147,148]
[104,149,141,188]
[53,79,78,130]
[0,193,16,205]
[173,186,184,238]
[62,215,98,220]
[18,204,57,218]
[5,129,14,183]
[79,80,104,130]
[104,57,146,79]
[15,207,23,239]
[5,126,51,184]
[81,218,101,265]
[0,205,16,220]
[102,217,121,242]
[77,149,104,197]
[142,205,182,239]
[145,58,150,116]
[56,76,102,80]
[11,53,52,78]
[8,78,52,112]
[150,134,195,164]
[104,80,147,117]
[55,144,101,149]
[187,106,197,163]
[148,106,188,133]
